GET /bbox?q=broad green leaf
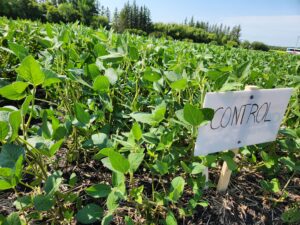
[236,60,251,81]
[131,122,142,141]
[21,95,33,115]
[128,153,144,173]
[168,176,185,202]
[101,213,113,225]
[0,179,13,190]
[108,151,130,174]
[13,196,32,210]
[130,112,155,125]
[125,216,134,225]
[221,155,238,171]
[69,173,77,187]
[44,171,62,195]
[33,195,54,211]
[153,160,168,175]
[93,76,110,93]
[106,191,119,212]
[9,110,21,141]
[191,162,206,175]
[166,211,177,225]
[8,42,28,61]
[4,212,22,225]
[152,102,166,123]
[74,103,90,124]
[281,207,300,224]
[279,157,295,172]
[85,184,111,198]
[0,121,9,141]
[49,139,64,157]
[128,45,139,60]
[0,82,28,100]
[104,68,118,85]
[183,104,214,126]
[99,53,124,64]
[143,67,161,82]
[42,69,61,87]
[0,144,24,169]
[16,55,45,86]
[170,78,187,90]
[76,204,103,224]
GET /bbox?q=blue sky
[99,0,300,47]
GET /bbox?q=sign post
[217,86,258,192]
[194,86,293,192]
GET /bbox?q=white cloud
[221,15,300,47]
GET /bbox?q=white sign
[194,88,293,156]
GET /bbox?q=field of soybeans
[0,17,299,224]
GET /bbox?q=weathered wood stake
[216,85,258,192]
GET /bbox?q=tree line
[0,0,270,50]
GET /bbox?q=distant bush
[153,23,210,43]
[226,40,238,48]
[251,41,269,51]
[241,40,251,49]
[90,15,109,29]
[125,29,147,36]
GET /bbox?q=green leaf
[44,171,62,196]
[108,151,130,174]
[33,195,54,211]
[153,160,168,175]
[49,139,64,157]
[101,213,113,225]
[0,179,13,190]
[16,55,45,86]
[104,68,118,85]
[128,153,144,173]
[42,69,61,87]
[221,155,238,171]
[8,42,28,61]
[85,184,111,198]
[68,173,77,187]
[281,207,300,224]
[125,216,134,225]
[131,122,142,141]
[99,53,124,64]
[191,162,206,175]
[130,112,155,125]
[74,103,90,124]
[236,60,251,81]
[0,121,9,141]
[93,76,110,93]
[9,111,21,141]
[152,102,166,123]
[170,78,187,90]
[13,196,32,210]
[168,176,185,202]
[4,212,22,225]
[279,157,295,172]
[128,45,139,61]
[183,104,214,126]
[143,67,161,82]
[166,211,177,225]
[21,95,33,115]
[106,191,119,212]
[76,204,103,224]
[260,178,281,193]
[0,82,29,100]
[0,144,24,169]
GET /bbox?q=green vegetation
[0,18,299,224]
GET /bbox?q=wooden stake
[216,85,258,192]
